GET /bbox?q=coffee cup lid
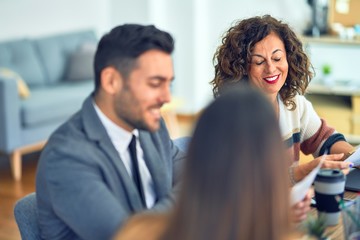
[315,169,345,182]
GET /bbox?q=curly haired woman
[211,15,354,183]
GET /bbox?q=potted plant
[322,63,333,86]
[322,64,332,75]
[303,215,330,240]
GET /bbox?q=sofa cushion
[64,42,96,81]
[20,81,93,128]
[0,39,46,87]
[34,30,97,85]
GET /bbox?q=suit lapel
[139,131,168,200]
[81,96,144,211]
[98,141,144,211]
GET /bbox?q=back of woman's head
[164,85,290,240]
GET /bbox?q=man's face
[114,49,173,132]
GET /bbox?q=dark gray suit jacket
[36,95,185,240]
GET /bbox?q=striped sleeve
[298,96,336,157]
[300,119,334,156]
[319,133,347,155]
[279,95,346,161]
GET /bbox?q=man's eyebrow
[149,76,175,81]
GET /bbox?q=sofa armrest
[0,76,21,153]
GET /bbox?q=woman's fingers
[291,189,313,222]
[321,153,344,161]
[321,160,353,169]
[313,153,353,169]
[291,200,311,222]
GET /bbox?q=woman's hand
[293,153,353,182]
[320,153,352,169]
[291,189,312,222]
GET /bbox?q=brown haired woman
[211,15,353,184]
[116,86,295,240]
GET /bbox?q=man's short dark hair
[94,24,174,92]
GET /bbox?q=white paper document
[290,155,325,205]
[344,148,360,166]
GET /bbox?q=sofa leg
[8,141,47,181]
[10,150,22,181]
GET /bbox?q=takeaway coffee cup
[314,169,346,226]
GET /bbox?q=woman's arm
[329,140,355,160]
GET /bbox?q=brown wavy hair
[211,15,313,110]
[116,86,292,240]
[163,86,291,240]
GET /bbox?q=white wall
[0,0,111,40]
[111,0,150,26]
[306,43,360,86]
[0,0,313,113]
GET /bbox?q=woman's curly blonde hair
[211,15,314,110]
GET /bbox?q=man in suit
[36,24,185,240]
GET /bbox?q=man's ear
[100,67,123,95]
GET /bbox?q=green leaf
[303,215,328,238]
[322,64,332,75]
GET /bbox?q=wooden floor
[0,114,197,240]
[0,152,39,240]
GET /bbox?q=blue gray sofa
[0,30,97,180]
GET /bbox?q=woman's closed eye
[254,60,265,65]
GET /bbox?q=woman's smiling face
[247,32,288,100]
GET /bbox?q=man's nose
[162,85,172,103]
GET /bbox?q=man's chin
[136,121,160,132]
[147,122,160,132]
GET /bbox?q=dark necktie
[128,135,146,207]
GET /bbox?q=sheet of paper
[290,154,325,205]
[344,148,360,166]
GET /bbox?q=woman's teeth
[265,75,278,81]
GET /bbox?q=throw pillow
[0,67,30,99]
[65,42,96,81]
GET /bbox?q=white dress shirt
[93,102,156,208]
